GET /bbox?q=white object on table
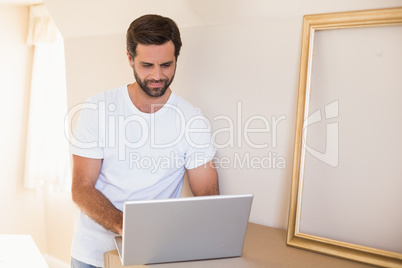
[0,235,48,268]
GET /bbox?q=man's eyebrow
[139,61,174,65]
[140,61,153,65]
[161,60,174,65]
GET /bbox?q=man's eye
[143,64,152,68]
[161,64,171,68]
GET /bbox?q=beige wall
[43,191,76,263]
[0,4,47,253]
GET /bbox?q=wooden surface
[104,222,377,267]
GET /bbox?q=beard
[133,68,175,98]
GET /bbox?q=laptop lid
[115,194,253,265]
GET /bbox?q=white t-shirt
[70,85,216,267]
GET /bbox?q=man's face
[131,41,176,97]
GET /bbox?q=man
[70,14,219,268]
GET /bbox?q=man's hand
[187,159,219,196]
[71,155,123,235]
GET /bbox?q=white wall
[0,4,47,253]
[174,20,300,226]
[41,0,402,263]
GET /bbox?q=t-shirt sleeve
[184,112,216,169]
[69,97,104,159]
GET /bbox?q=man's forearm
[72,185,123,235]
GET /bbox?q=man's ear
[126,51,133,68]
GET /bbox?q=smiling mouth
[150,82,163,88]
[148,79,166,87]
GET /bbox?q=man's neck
[127,82,172,113]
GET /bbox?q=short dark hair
[126,14,182,60]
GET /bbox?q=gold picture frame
[287,7,402,267]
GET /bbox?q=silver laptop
[114,194,253,265]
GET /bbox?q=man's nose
[150,66,161,80]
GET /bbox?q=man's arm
[187,159,219,196]
[71,155,123,235]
